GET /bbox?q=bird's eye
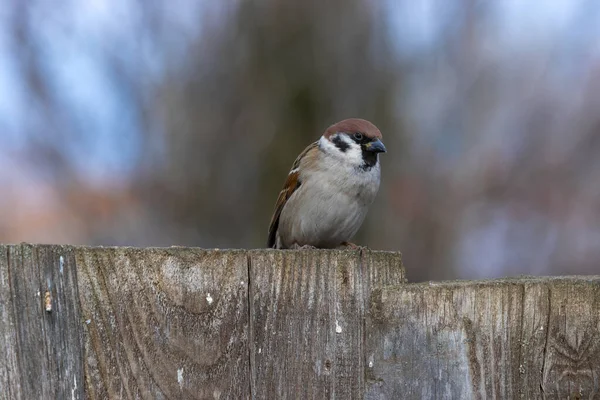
[353,132,363,141]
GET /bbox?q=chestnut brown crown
[323,118,383,140]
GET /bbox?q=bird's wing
[267,141,319,248]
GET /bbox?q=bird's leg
[340,241,368,250]
[290,243,317,250]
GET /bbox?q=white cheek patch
[344,142,364,167]
[319,135,338,154]
[319,134,364,167]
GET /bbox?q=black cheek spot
[332,135,350,152]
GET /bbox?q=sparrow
[267,118,386,249]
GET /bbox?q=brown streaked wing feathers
[267,141,319,248]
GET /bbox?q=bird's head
[320,118,386,169]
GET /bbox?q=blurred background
[1,0,600,281]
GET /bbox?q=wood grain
[76,247,250,399]
[365,277,600,400]
[0,244,20,400]
[541,279,600,398]
[2,244,599,399]
[249,249,404,399]
[0,244,84,400]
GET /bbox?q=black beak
[364,138,386,153]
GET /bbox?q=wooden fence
[0,244,599,399]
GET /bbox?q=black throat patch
[331,135,350,152]
[361,150,378,170]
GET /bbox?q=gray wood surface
[76,247,250,399]
[0,244,84,400]
[365,277,600,400]
[1,244,599,399]
[249,250,404,399]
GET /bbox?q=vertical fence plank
[518,282,551,400]
[36,245,85,400]
[365,278,600,400]
[541,280,600,398]
[8,244,47,398]
[249,249,404,399]
[0,245,21,400]
[76,247,250,399]
[2,244,84,399]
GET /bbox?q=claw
[290,243,317,250]
[340,241,368,250]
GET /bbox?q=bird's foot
[290,243,317,250]
[339,241,368,250]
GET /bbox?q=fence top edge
[4,244,597,285]
[382,275,600,290]
[0,243,402,256]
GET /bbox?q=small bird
[267,118,386,249]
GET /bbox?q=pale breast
[277,157,380,248]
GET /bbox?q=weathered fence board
[249,250,404,399]
[1,244,599,399]
[0,245,20,400]
[76,247,250,399]
[1,245,84,400]
[365,278,600,400]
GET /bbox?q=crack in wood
[540,286,551,395]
